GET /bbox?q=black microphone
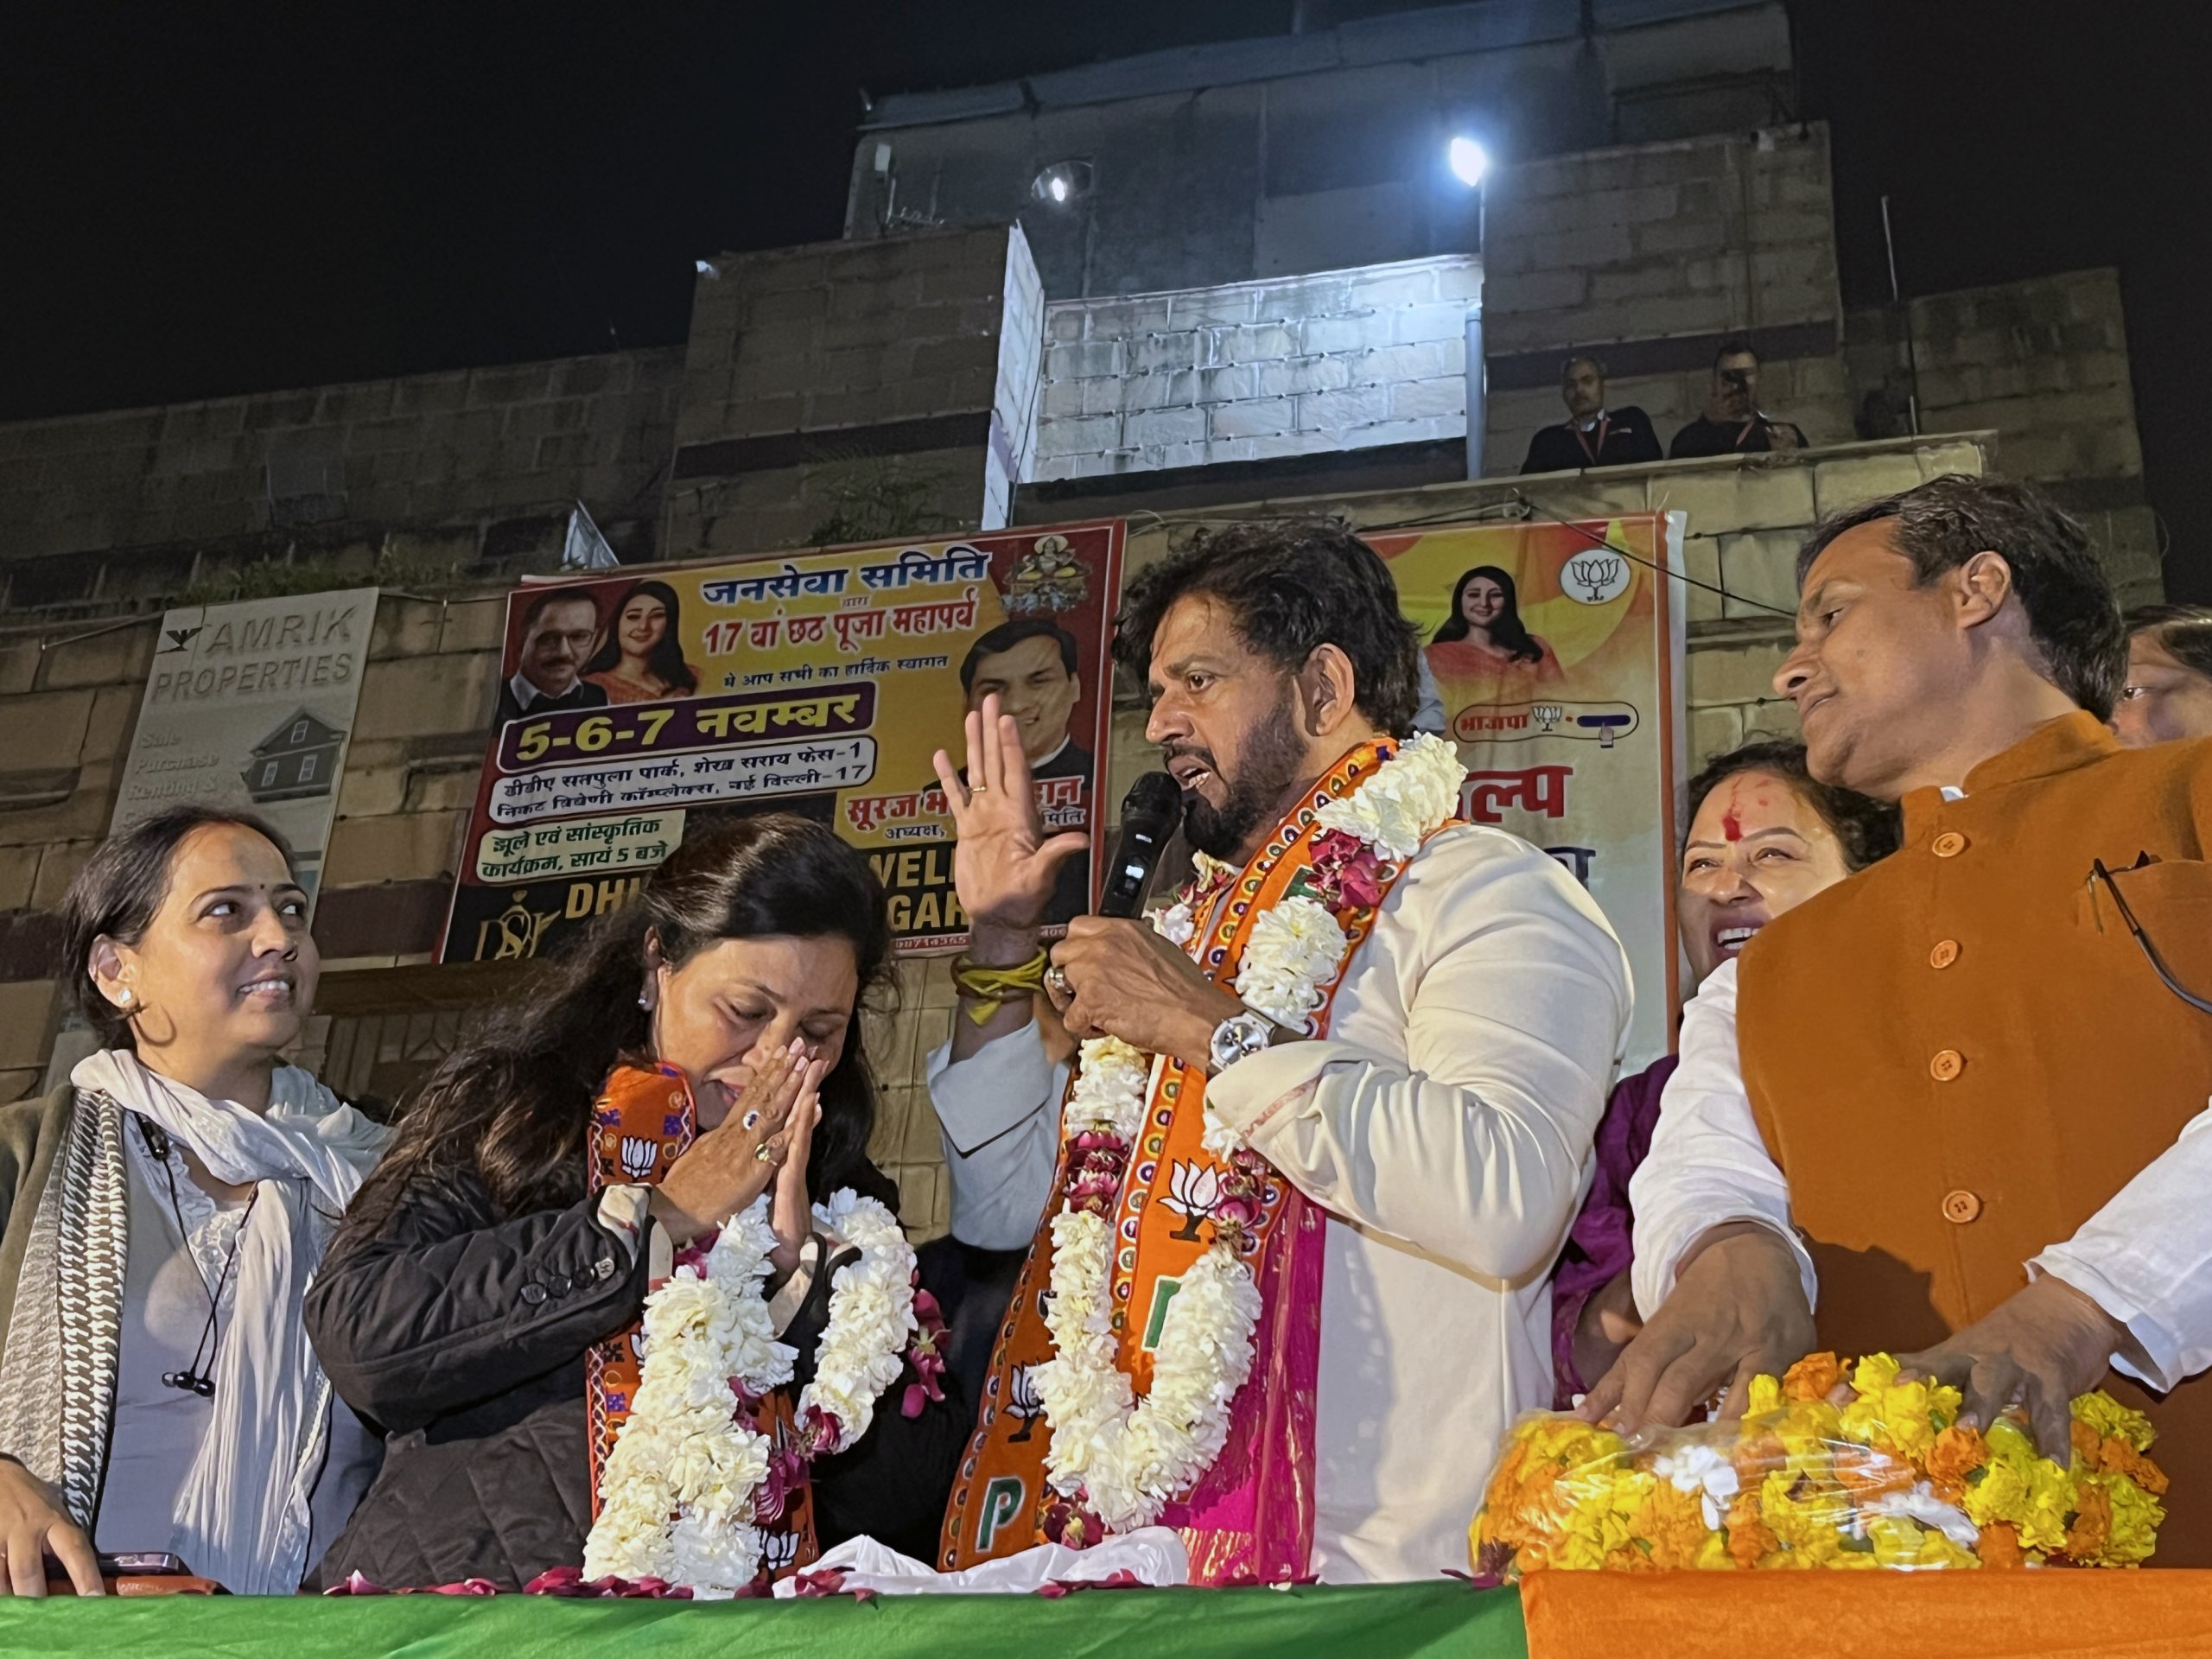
[1096,771,1183,918]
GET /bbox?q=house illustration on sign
[241,709,345,802]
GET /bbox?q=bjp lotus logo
[1564,552,1630,605]
[760,1528,802,1573]
[1007,1364,1046,1442]
[1159,1160,1220,1242]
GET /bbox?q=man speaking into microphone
[922,519,1630,1584]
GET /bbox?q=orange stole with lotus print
[940,741,1430,1580]
[585,1061,817,1577]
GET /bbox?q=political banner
[111,587,379,912]
[1367,513,1686,1067]
[438,523,1123,963]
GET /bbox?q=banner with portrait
[1366,512,1687,1067]
[438,523,1123,963]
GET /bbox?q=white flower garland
[1034,732,1465,1533]
[798,1190,918,1453]
[583,1189,918,1596]
[1311,728,1467,861]
[586,1200,790,1595]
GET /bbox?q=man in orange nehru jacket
[1591,474,2212,1561]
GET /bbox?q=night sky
[4,2,2207,594]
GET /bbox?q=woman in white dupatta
[0,806,386,1595]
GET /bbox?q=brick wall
[1481,124,1850,471]
[0,350,682,613]
[1032,257,1478,481]
[0,435,1992,1238]
[665,226,1044,561]
[1845,269,2157,605]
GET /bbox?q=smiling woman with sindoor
[0,806,389,1596]
[1548,741,1898,1402]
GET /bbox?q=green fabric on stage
[0,1581,1522,1658]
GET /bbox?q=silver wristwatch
[1207,1009,1280,1076]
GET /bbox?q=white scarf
[71,1049,388,1594]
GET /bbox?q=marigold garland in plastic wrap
[1472,1352,2168,1575]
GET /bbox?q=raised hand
[931,692,1089,936]
[652,1039,825,1246]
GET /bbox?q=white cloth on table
[768,1528,1190,1597]
[926,823,1631,1583]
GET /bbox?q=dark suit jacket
[1521,408,1663,474]
[1034,741,1096,925]
[494,677,608,728]
[1668,415,1808,458]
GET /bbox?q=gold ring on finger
[970,784,988,794]
[1046,965,1071,998]
[753,1141,774,1163]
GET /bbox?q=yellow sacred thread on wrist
[952,949,1049,1025]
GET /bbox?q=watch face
[1211,1013,1270,1071]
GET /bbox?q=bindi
[1720,781,1745,842]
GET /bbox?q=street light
[1442,135,1492,483]
[1030,159,1095,206]
[1446,136,1490,188]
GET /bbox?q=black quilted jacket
[302,1163,967,1590]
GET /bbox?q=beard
[1178,692,1311,860]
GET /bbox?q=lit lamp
[1030,160,1095,205]
[1446,136,1490,188]
[1444,135,1492,483]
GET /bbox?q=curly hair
[1112,518,1421,736]
[1685,739,1901,872]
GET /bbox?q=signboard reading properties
[439,523,1122,963]
[111,586,380,912]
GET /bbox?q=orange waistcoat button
[1932,831,1968,859]
[1929,939,1961,969]
[1942,1189,1982,1224]
[1930,1048,1965,1082]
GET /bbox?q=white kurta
[925,823,1631,1583]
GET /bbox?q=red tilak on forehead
[1721,779,1745,842]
